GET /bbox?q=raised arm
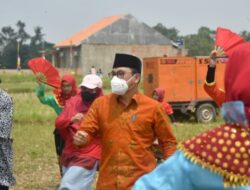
[35,84,62,114]
[204,53,225,107]
[35,84,54,105]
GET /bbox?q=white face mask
[111,75,134,95]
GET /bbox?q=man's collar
[113,91,140,107]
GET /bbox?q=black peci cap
[112,53,141,73]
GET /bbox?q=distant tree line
[0,20,53,69]
[153,23,250,56]
[1,21,250,69]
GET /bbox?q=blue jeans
[58,161,98,190]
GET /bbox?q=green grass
[11,93,60,189]
[0,71,223,190]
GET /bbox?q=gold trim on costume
[178,143,250,188]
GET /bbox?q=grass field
[0,71,223,190]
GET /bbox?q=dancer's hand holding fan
[27,57,61,88]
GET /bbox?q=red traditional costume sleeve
[162,102,174,115]
[55,101,73,130]
[55,101,76,142]
[55,95,76,129]
[55,95,89,138]
[203,82,225,107]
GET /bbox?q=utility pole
[16,38,21,71]
[70,40,75,75]
[41,40,45,59]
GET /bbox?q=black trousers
[53,128,65,156]
[53,128,65,177]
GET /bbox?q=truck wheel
[196,103,216,123]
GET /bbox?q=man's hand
[71,113,84,123]
[73,131,88,146]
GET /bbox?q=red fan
[28,57,61,88]
[214,27,245,57]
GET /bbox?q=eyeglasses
[108,70,132,79]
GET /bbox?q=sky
[0,0,250,43]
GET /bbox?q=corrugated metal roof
[55,15,123,48]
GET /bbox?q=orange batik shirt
[79,92,177,190]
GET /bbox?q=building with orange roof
[53,14,187,75]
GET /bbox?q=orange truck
[143,56,226,123]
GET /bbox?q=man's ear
[134,73,141,83]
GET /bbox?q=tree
[0,26,17,68]
[0,26,16,46]
[0,21,31,69]
[184,27,214,56]
[153,23,179,41]
[1,42,17,69]
[240,30,250,41]
[29,26,54,60]
[30,26,44,45]
[153,24,215,56]
[16,20,30,43]
[0,21,55,69]
[29,26,45,58]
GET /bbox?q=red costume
[181,42,250,187]
[53,74,79,107]
[204,82,225,107]
[153,88,173,115]
[55,89,103,169]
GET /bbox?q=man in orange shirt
[74,53,177,190]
